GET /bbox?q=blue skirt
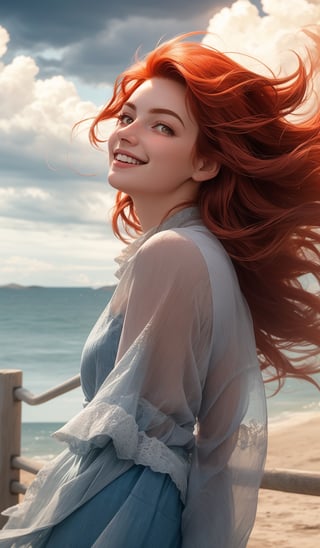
[45,464,183,547]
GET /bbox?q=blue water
[21,422,65,460]
[0,287,319,459]
[0,287,112,422]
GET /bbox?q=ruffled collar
[114,206,201,279]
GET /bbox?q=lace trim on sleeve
[53,402,189,502]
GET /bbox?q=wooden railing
[0,369,80,527]
[0,369,320,529]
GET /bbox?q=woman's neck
[134,199,194,232]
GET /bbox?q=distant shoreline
[0,283,116,291]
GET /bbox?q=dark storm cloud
[0,0,234,84]
[58,15,212,85]
[0,0,221,46]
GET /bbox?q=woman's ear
[192,157,220,182]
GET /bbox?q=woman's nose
[116,121,139,144]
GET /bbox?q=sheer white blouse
[1,207,267,548]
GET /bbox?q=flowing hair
[89,33,320,388]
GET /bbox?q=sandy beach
[248,414,320,547]
[19,415,320,546]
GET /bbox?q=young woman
[1,33,319,548]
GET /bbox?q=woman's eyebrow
[124,102,185,127]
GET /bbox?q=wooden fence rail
[14,374,81,405]
[1,369,320,529]
[0,369,80,527]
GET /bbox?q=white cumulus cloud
[0,29,107,176]
[0,25,119,286]
[204,0,320,75]
[0,25,9,58]
[203,0,320,119]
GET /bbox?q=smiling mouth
[114,153,145,165]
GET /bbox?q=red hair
[89,33,320,388]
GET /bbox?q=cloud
[0,220,123,287]
[0,0,218,84]
[59,15,207,85]
[0,0,218,46]
[0,54,39,117]
[0,25,122,286]
[203,0,320,118]
[0,185,115,224]
[0,49,99,156]
[0,25,9,56]
[0,25,113,225]
[204,0,320,75]
[2,255,54,275]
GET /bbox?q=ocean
[0,286,319,460]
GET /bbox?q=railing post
[0,369,22,528]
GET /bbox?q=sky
[1,0,320,287]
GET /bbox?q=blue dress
[0,208,267,547]
[45,466,183,547]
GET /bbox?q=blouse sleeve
[113,229,213,420]
[182,365,267,547]
[181,232,267,547]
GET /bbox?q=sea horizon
[0,282,117,290]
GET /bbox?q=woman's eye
[117,113,133,125]
[154,123,174,136]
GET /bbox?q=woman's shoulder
[136,227,209,266]
[130,228,211,289]
[135,224,234,275]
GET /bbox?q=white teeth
[115,153,142,165]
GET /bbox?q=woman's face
[107,77,208,218]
